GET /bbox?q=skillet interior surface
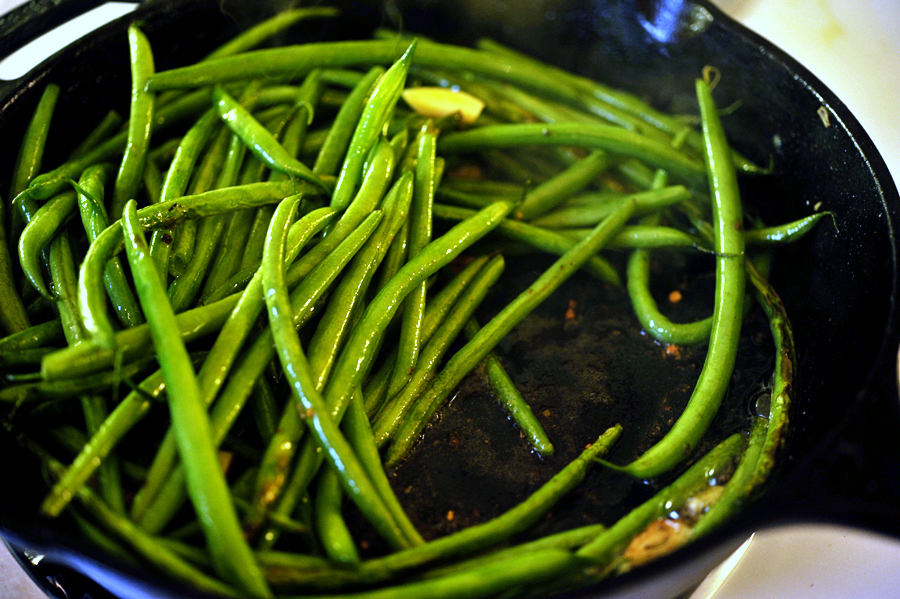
[0,0,898,598]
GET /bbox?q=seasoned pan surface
[0,1,898,598]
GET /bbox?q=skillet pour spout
[0,0,899,598]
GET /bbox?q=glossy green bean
[516,150,612,220]
[386,128,436,399]
[110,25,156,220]
[386,199,637,465]
[313,67,385,176]
[612,77,746,480]
[314,467,362,566]
[18,190,78,299]
[529,186,692,229]
[214,86,326,191]
[121,199,271,598]
[330,42,415,211]
[9,83,59,200]
[464,318,554,456]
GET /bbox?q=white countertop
[1,1,898,598]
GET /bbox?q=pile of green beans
[0,8,819,599]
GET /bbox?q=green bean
[343,388,423,547]
[611,76,746,480]
[330,42,415,210]
[386,128,436,399]
[576,432,744,566]
[362,255,491,418]
[529,186,692,229]
[314,67,385,176]
[18,190,78,299]
[515,150,612,220]
[562,224,703,250]
[0,319,63,351]
[148,108,220,277]
[121,199,271,598]
[73,164,144,328]
[464,318,554,456]
[626,248,712,346]
[9,83,59,200]
[386,198,637,465]
[296,549,581,599]
[1,355,155,403]
[0,198,31,333]
[314,467,362,566]
[371,254,506,446]
[110,25,156,220]
[262,194,411,550]
[438,123,704,187]
[691,258,795,538]
[432,203,620,285]
[205,7,340,61]
[743,212,833,245]
[214,86,326,191]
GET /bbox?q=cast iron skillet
[0,0,899,598]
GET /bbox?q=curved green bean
[121,199,272,598]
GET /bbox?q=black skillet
[0,0,899,598]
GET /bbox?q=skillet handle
[0,0,140,96]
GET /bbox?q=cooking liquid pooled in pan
[354,249,775,557]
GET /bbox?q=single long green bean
[110,25,156,220]
[121,199,272,598]
[18,190,78,298]
[314,467,362,566]
[611,77,746,480]
[330,42,415,210]
[214,86,327,191]
[386,128,436,399]
[529,186,692,229]
[313,67,386,176]
[464,318,554,456]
